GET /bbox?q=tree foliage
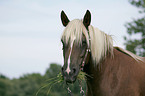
[0,63,86,96]
[124,0,145,56]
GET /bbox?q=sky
[0,0,141,79]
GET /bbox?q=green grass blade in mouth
[36,71,88,96]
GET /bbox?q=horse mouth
[64,76,77,84]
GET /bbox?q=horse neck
[84,48,145,96]
[84,49,115,96]
[83,57,104,95]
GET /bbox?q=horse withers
[60,10,145,96]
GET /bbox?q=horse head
[60,10,91,83]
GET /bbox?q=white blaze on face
[65,38,75,75]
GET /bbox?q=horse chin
[65,76,77,84]
[66,79,76,84]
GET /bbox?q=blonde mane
[61,19,113,65]
[114,46,145,62]
[88,25,113,64]
[61,19,145,65]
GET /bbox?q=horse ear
[83,10,91,28]
[61,10,70,27]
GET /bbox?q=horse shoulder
[112,48,145,96]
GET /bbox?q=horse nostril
[72,68,76,74]
[61,67,66,76]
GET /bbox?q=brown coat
[85,48,145,96]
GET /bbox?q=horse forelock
[61,19,114,66]
[61,19,90,46]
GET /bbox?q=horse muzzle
[61,66,79,83]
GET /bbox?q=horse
[60,10,145,96]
